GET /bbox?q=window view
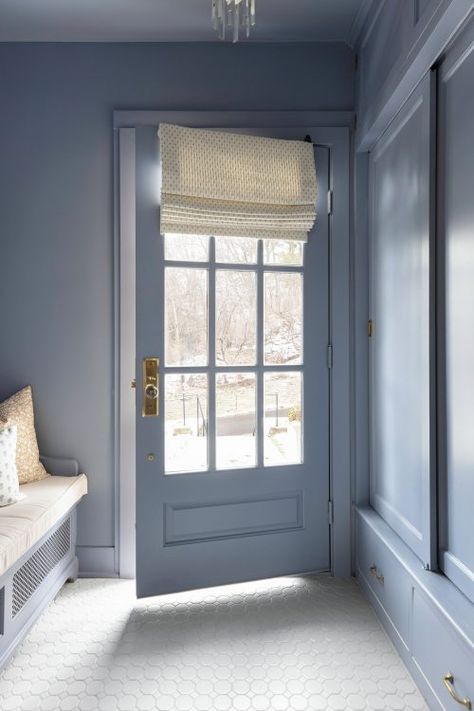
[164,373,208,473]
[164,233,208,261]
[264,272,303,365]
[215,236,257,264]
[165,267,208,366]
[216,372,256,469]
[264,371,302,466]
[216,270,256,366]
[264,239,303,266]
[163,234,304,473]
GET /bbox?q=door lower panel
[164,491,303,545]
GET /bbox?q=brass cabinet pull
[369,563,384,585]
[443,673,472,709]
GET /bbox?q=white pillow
[0,423,21,506]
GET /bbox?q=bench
[0,455,87,668]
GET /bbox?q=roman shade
[158,124,317,242]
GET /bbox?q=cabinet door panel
[356,511,412,647]
[412,589,474,709]
[438,19,474,603]
[369,72,435,566]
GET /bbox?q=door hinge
[327,190,333,216]
[368,319,373,338]
[327,344,333,369]
[328,500,334,525]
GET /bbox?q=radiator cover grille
[12,517,71,617]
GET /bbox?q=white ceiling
[0,0,372,44]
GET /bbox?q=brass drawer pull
[443,673,472,709]
[369,563,384,585]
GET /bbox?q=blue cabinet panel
[356,511,412,647]
[412,589,474,710]
[438,17,474,604]
[369,72,435,566]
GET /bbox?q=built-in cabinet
[369,71,434,568]
[356,508,474,710]
[437,17,474,605]
[357,7,474,710]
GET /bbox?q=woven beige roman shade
[158,123,317,242]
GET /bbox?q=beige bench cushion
[0,474,87,577]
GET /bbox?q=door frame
[114,111,352,580]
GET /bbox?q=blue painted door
[135,126,330,597]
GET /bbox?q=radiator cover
[12,517,72,617]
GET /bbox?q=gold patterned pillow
[0,386,48,484]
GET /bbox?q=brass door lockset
[142,357,159,417]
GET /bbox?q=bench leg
[66,556,79,583]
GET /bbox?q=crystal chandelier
[212,0,256,42]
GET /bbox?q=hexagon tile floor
[0,575,428,711]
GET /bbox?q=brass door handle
[443,673,471,709]
[369,563,384,585]
[142,357,159,417]
[145,384,158,400]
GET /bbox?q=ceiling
[0,0,372,44]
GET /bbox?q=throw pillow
[0,422,21,506]
[0,386,48,484]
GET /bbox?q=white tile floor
[0,575,428,711]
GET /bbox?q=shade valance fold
[158,124,317,242]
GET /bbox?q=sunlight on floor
[0,575,427,711]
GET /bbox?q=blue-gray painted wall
[0,42,354,567]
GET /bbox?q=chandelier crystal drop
[212,0,256,42]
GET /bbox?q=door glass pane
[216,270,256,366]
[216,373,256,469]
[165,374,208,473]
[264,239,303,266]
[264,372,302,466]
[264,272,303,365]
[165,267,208,366]
[164,234,208,262]
[215,236,257,264]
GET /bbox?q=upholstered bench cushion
[0,474,87,576]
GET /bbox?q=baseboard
[76,546,118,578]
